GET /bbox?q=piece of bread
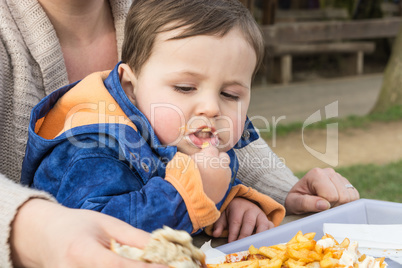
[111,226,206,268]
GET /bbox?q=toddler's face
[131,27,256,155]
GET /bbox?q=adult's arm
[0,173,55,268]
[235,136,299,206]
[236,137,360,214]
[10,198,167,268]
[0,174,166,268]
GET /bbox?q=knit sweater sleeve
[234,136,299,206]
[0,174,56,268]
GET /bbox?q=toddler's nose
[195,96,220,118]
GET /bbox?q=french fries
[207,231,388,268]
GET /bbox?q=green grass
[295,160,402,203]
[261,105,402,202]
[259,105,402,140]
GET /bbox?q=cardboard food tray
[215,199,402,267]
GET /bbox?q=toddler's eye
[174,86,195,93]
[221,91,239,101]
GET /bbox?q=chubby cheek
[218,113,246,151]
[230,117,245,147]
[233,118,245,142]
[147,105,185,146]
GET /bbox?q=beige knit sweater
[0,0,298,266]
[0,0,130,266]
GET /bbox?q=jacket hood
[21,64,154,185]
[34,71,137,140]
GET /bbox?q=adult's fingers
[285,191,331,215]
[305,168,340,201]
[79,242,167,268]
[346,183,360,202]
[102,214,152,249]
[285,167,360,215]
[284,169,335,214]
[326,169,359,207]
[313,168,359,207]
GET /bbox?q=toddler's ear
[118,63,137,105]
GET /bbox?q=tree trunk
[371,25,402,113]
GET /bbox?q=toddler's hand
[212,197,274,242]
[190,145,231,203]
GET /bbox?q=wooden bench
[239,0,277,25]
[381,2,401,18]
[261,17,402,84]
[275,7,349,23]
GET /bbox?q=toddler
[21,0,285,242]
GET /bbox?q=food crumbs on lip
[201,142,210,149]
[179,125,188,132]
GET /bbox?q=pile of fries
[207,231,387,268]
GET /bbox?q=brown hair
[122,0,264,76]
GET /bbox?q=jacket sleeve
[204,177,286,237]
[223,178,285,226]
[33,152,220,234]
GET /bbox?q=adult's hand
[10,198,166,268]
[284,167,360,215]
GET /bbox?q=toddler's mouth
[186,126,219,149]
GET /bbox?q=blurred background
[239,0,402,203]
